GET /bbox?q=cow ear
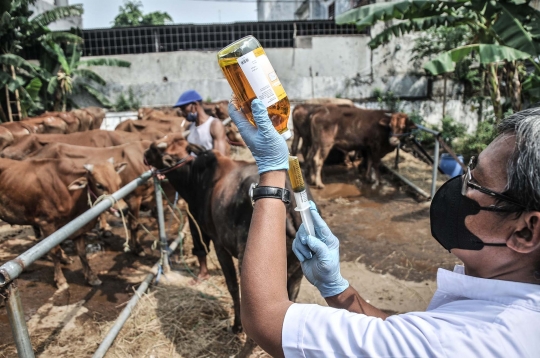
[68,177,88,191]
[83,164,94,173]
[187,143,205,155]
[115,162,128,174]
[379,116,391,127]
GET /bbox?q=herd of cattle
[0,98,415,334]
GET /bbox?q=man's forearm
[325,286,389,319]
[240,170,292,357]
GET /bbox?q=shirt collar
[433,265,540,311]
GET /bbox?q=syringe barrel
[294,191,315,236]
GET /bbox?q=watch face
[249,182,257,207]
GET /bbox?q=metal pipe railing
[92,234,183,358]
[154,179,170,274]
[0,169,154,357]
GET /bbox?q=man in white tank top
[175,90,228,156]
[174,90,228,282]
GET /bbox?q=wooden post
[10,66,21,120]
[442,74,447,118]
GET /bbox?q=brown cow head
[379,112,416,147]
[144,132,202,170]
[0,127,15,151]
[68,158,129,215]
[214,101,230,120]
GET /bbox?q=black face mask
[430,175,508,251]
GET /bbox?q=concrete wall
[79,33,481,132]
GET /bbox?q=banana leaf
[424,44,531,75]
[492,3,538,56]
[30,5,83,28]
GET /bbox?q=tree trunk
[488,63,503,121]
[506,61,522,112]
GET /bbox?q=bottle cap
[281,129,292,141]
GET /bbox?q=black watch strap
[251,185,291,205]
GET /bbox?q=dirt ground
[0,147,460,357]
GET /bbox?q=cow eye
[96,183,104,190]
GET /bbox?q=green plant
[440,116,467,146]
[337,0,540,120]
[0,0,83,119]
[454,118,498,160]
[44,43,131,111]
[112,1,173,27]
[373,88,401,112]
[114,87,140,111]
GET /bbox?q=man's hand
[292,201,349,298]
[228,97,289,174]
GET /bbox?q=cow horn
[384,113,392,117]
[84,164,94,173]
[157,142,168,149]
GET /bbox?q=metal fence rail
[82,20,365,56]
[0,169,164,357]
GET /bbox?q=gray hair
[498,107,540,211]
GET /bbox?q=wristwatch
[249,183,291,206]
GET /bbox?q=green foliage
[424,44,532,75]
[454,119,499,160]
[0,0,83,118]
[113,1,173,27]
[337,0,540,119]
[440,116,467,145]
[114,87,140,111]
[43,44,131,111]
[373,88,401,112]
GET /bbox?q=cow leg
[372,157,382,187]
[313,144,333,189]
[127,195,144,256]
[99,213,112,236]
[50,245,69,290]
[291,132,300,156]
[215,246,241,333]
[74,236,102,286]
[364,154,374,183]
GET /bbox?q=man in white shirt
[229,98,540,357]
[174,90,228,281]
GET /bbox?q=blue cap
[174,90,203,108]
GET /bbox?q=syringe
[288,156,316,236]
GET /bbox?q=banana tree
[0,0,83,119]
[45,43,131,111]
[336,0,540,119]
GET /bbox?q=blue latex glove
[292,201,349,298]
[228,98,289,174]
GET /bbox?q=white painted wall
[79,34,481,132]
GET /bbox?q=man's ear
[508,212,540,254]
[187,143,205,155]
[68,177,88,191]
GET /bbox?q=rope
[87,188,131,252]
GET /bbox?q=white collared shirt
[282,265,540,357]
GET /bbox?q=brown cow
[307,105,416,188]
[29,141,154,254]
[115,119,186,133]
[138,107,179,120]
[1,129,164,160]
[291,102,356,159]
[82,107,106,129]
[0,157,128,289]
[144,132,304,333]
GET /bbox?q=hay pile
[99,283,242,358]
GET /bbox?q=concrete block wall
[79,33,481,132]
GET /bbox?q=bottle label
[237,47,287,107]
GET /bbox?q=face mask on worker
[187,112,198,122]
[430,175,508,251]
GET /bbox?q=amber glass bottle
[217,35,291,139]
